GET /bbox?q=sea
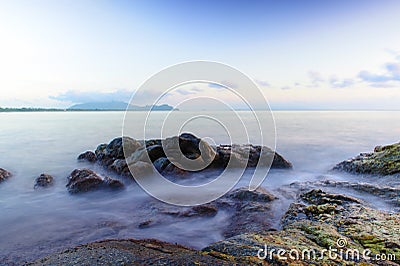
[0,111,399,263]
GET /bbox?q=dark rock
[225,187,277,202]
[109,159,128,175]
[0,168,12,183]
[77,151,96,162]
[333,141,400,175]
[34,173,54,189]
[95,137,142,167]
[153,157,170,173]
[66,169,124,194]
[183,204,218,217]
[212,144,292,169]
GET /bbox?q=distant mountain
[68,101,175,111]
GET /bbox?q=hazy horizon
[1,0,400,110]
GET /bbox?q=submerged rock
[34,173,54,189]
[66,169,124,194]
[334,141,400,175]
[0,168,12,183]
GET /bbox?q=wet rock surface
[204,189,400,265]
[66,169,124,194]
[77,151,96,163]
[80,133,292,179]
[333,141,400,175]
[34,173,54,189]
[0,168,12,183]
[28,239,233,266]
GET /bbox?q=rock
[185,204,218,217]
[0,168,12,183]
[109,159,128,175]
[34,173,54,189]
[77,151,96,162]
[95,137,143,167]
[333,141,400,175]
[153,157,170,173]
[213,144,292,169]
[106,136,142,159]
[66,169,124,194]
[225,187,277,202]
[129,161,153,178]
[84,133,292,177]
[204,189,400,265]
[103,176,125,189]
[29,239,232,266]
[162,162,188,176]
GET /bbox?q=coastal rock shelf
[78,133,293,179]
[333,141,400,175]
[30,189,400,265]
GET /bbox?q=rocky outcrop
[204,189,400,265]
[333,141,400,175]
[0,168,12,183]
[66,169,124,194]
[80,133,292,179]
[34,173,54,189]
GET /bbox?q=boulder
[0,168,12,183]
[34,173,54,189]
[153,157,170,173]
[77,151,96,163]
[66,169,124,194]
[333,141,400,175]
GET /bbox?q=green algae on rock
[334,141,400,175]
[204,189,400,265]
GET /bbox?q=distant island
[0,102,176,112]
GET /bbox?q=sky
[1,0,400,109]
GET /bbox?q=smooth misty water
[0,111,399,263]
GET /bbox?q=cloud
[50,89,133,103]
[175,86,204,95]
[281,86,291,90]
[329,76,355,88]
[308,71,324,87]
[358,60,400,85]
[254,79,270,87]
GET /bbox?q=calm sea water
[0,111,399,263]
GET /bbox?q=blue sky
[1,0,400,109]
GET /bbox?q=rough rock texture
[34,173,54,189]
[28,239,233,266]
[80,133,292,179]
[0,168,12,183]
[213,144,293,169]
[334,141,400,175]
[204,189,400,265]
[77,151,96,163]
[66,169,124,194]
